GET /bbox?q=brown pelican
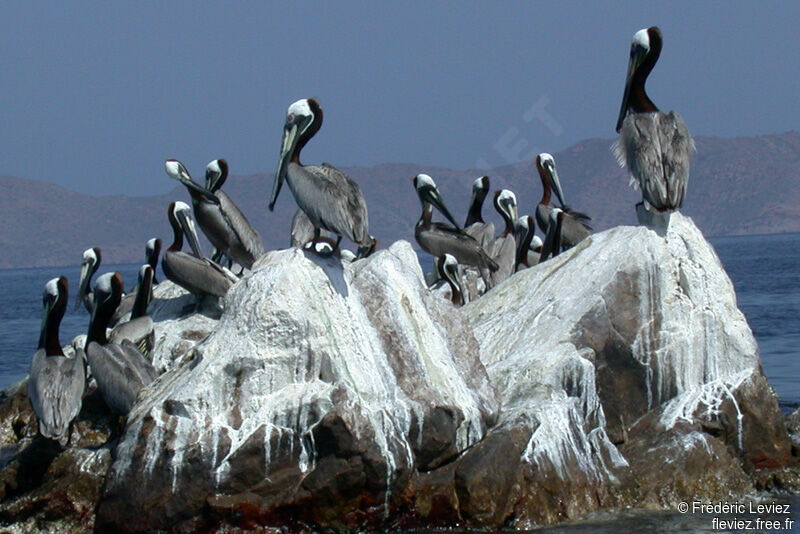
[436,254,465,306]
[85,272,156,414]
[166,158,265,270]
[488,189,518,285]
[28,277,85,444]
[535,153,591,249]
[162,201,237,309]
[145,238,161,284]
[514,215,542,270]
[413,174,498,278]
[269,98,376,258]
[464,176,494,249]
[75,247,101,313]
[538,209,565,263]
[613,27,694,220]
[108,265,155,356]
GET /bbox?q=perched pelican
[488,190,518,285]
[464,176,494,249]
[514,215,543,270]
[85,272,156,414]
[535,153,591,249]
[108,265,155,356]
[28,277,85,444]
[613,27,694,220]
[413,174,498,278]
[436,254,465,307]
[166,158,265,270]
[269,98,376,258]
[162,202,237,309]
[75,247,101,313]
[538,209,565,263]
[145,238,161,284]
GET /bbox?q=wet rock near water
[0,215,797,531]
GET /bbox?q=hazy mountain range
[2,131,799,269]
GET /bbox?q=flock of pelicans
[28,27,693,446]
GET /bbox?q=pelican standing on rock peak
[535,153,591,249]
[269,98,376,258]
[166,158,265,270]
[29,277,85,444]
[613,27,694,223]
[413,174,498,279]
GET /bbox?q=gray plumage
[29,348,85,442]
[613,27,694,215]
[109,316,154,358]
[290,208,335,248]
[163,250,236,299]
[162,201,237,303]
[413,174,498,275]
[613,112,694,212]
[286,162,372,248]
[29,277,85,444]
[270,99,375,257]
[86,340,156,414]
[535,203,591,250]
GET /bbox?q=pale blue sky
[2,2,797,195]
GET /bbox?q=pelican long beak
[426,188,462,230]
[270,122,299,211]
[176,208,204,258]
[616,47,647,133]
[166,159,220,205]
[546,163,568,208]
[75,261,92,311]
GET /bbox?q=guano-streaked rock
[96,242,498,531]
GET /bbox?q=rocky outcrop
[404,213,791,528]
[96,242,497,531]
[0,215,795,532]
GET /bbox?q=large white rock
[461,213,766,518]
[98,241,498,529]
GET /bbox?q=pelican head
[165,159,220,204]
[145,237,161,265]
[270,98,323,211]
[472,175,490,193]
[168,201,204,258]
[75,247,101,311]
[413,174,461,229]
[616,26,662,132]
[494,189,519,225]
[436,254,464,306]
[205,158,229,192]
[94,272,123,307]
[536,153,567,207]
[40,276,67,350]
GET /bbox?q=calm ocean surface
[0,234,798,532]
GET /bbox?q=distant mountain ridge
[2,131,799,269]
